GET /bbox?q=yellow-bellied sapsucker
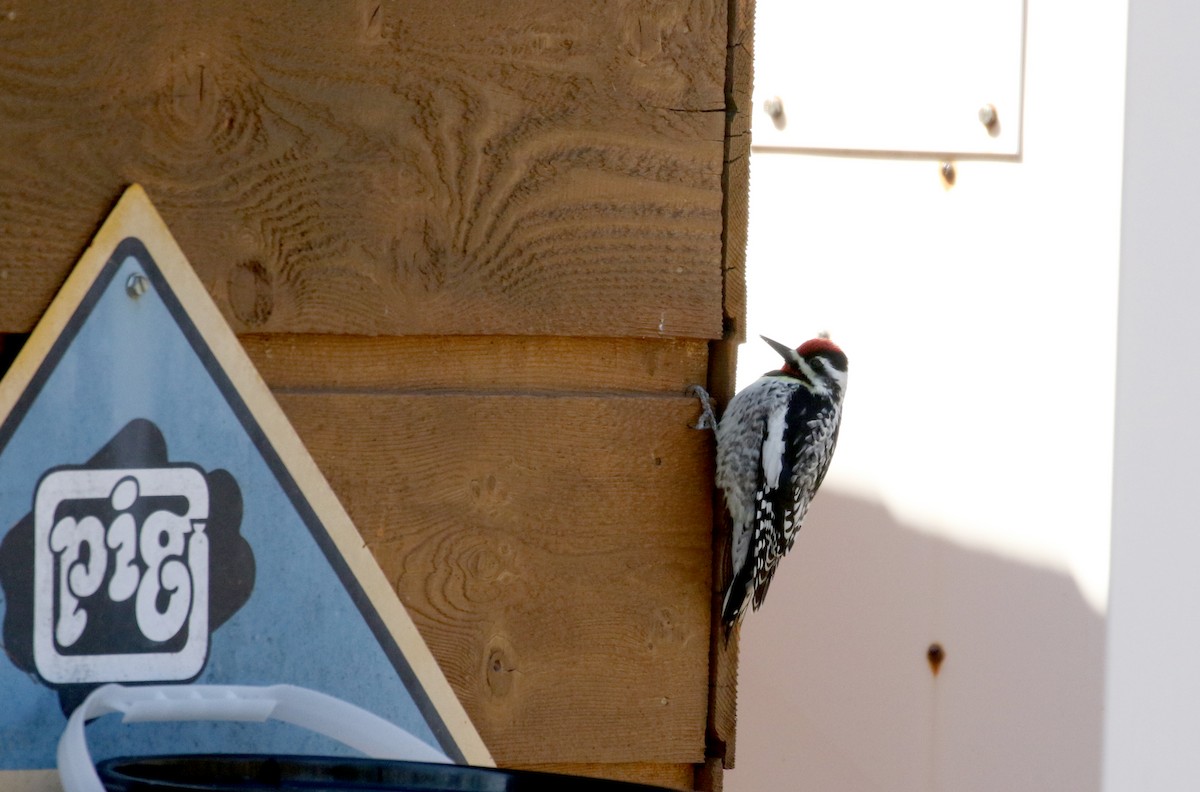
[715,335,848,628]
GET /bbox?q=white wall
[728,0,1128,789]
[1103,2,1200,790]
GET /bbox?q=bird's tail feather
[721,569,752,638]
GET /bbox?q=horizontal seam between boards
[269,385,705,401]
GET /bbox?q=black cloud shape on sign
[0,418,255,714]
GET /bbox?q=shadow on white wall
[729,488,1105,792]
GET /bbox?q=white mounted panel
[752,0,1025,156]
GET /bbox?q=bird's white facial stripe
[825,364,848,392]
[793,358,830,396]
[802,357,847,395]
[761,408,787,489]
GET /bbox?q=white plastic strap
[57,683,450,792]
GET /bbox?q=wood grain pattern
[703,0,756,778]
[720,0,756,346]
[277,391,715,764]
[695,757,725,792]
[0,1,726,338]
[244,334,708,395]
[0,1,747,785]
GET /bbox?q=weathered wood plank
[508,762,694,791]
[0,1,725,338]
[244,334,709,395]
[278,391,715,764]
[705,504,734,768]
[720,0,755,346]
[703,0,756,780]
[695,757,725,792]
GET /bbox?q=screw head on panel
[763,96,787,130]
[125,274,149,298]
[940,161,956,187]
[979,104,1000,136]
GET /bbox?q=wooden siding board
[720,0,755,346]
[0,1,726,339]
[705,0,755,780]
[0,0,746,783]
[277,391,714,764]
[242,334,709,395]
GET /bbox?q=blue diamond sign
[0,186,490,785]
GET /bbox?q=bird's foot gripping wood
[687,384,718,431]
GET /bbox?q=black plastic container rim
[95,755,680,792]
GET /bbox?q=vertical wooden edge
[702,367,738,781]
[720,0,756,346]
[695,757,725,792]
[704,472,740,774]
[703,0,756,782]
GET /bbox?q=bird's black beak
[760,335,802,369]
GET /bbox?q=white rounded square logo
[32,467,209,683]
